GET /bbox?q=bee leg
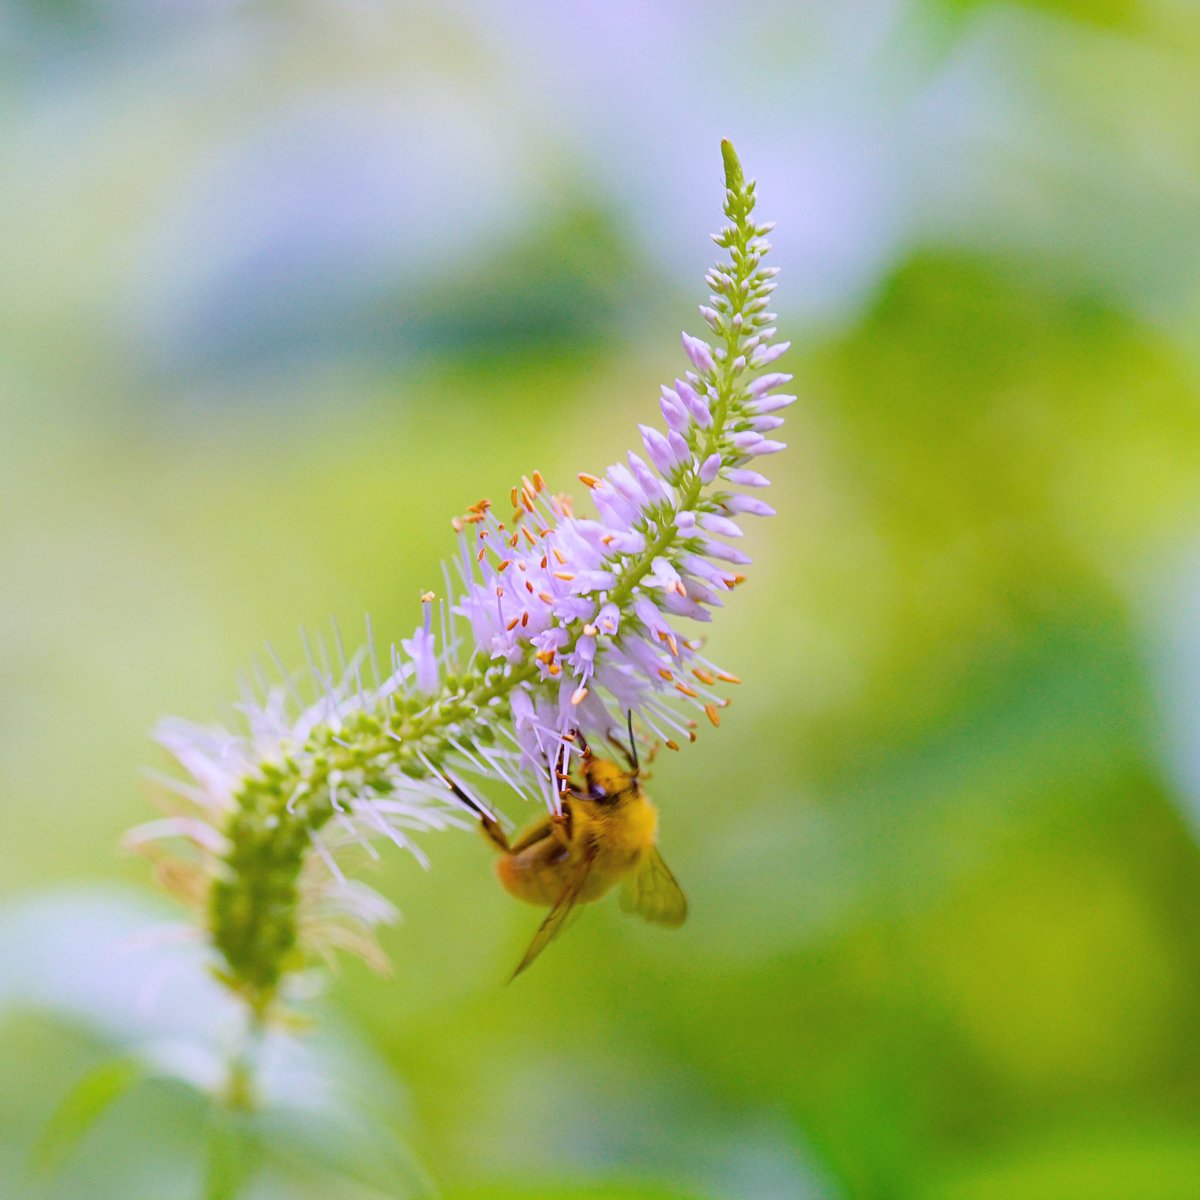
[568,727,593,761]
[554,800,574,844]
[440,773,509,852]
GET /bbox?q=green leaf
[30,1056,145,1177]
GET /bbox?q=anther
[704,704,721,727]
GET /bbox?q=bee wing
[509,842,598,981]
[620,845,688,927]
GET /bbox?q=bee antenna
[627,709,639,773]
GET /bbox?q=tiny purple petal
[605,529,647,554]
[725,468,770,487]
[732,431,766,452]
[572,570,618,592]
[648,556,683,591]
[682,332,716,373]
[667,430,691,466]
[659,387,690,433]
[633,595,670,635]
[675,511,697,531]
[607,462,645,505]
[750,340,790,367]
[749,372,793,397]
[676,379,712,428]
[754,439,786,455]
[680,553,732,588]
[661,591,713,622]
[701,538,752,565]
[700,513,742,539]
[627,451,667,501]
[723,494,776,517]
[640,424,675,476]
[699,453,722,484]
[749,415,785,432]
[400,627,439,694]
[596,602,620,634]
[749,393,797,414]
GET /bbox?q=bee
[445,717,687,978]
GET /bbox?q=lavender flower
[127,139,789,1021]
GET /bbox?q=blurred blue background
[4,1,1200,1197]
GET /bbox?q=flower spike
[128,141,789,1020]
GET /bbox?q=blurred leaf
[30,1056,145,1178]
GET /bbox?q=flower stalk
[127,139,790,1023]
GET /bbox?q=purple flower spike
[133,142,793,1017]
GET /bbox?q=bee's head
[575,713,643,803]
[582,753,637,804]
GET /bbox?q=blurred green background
[5,2,1200,1197]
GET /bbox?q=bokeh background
[4,1,1200,1197]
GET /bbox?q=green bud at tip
[721,139,744,194]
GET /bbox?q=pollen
[570,686,589,706]
[578,473,600,489]
[704,704,721,727]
